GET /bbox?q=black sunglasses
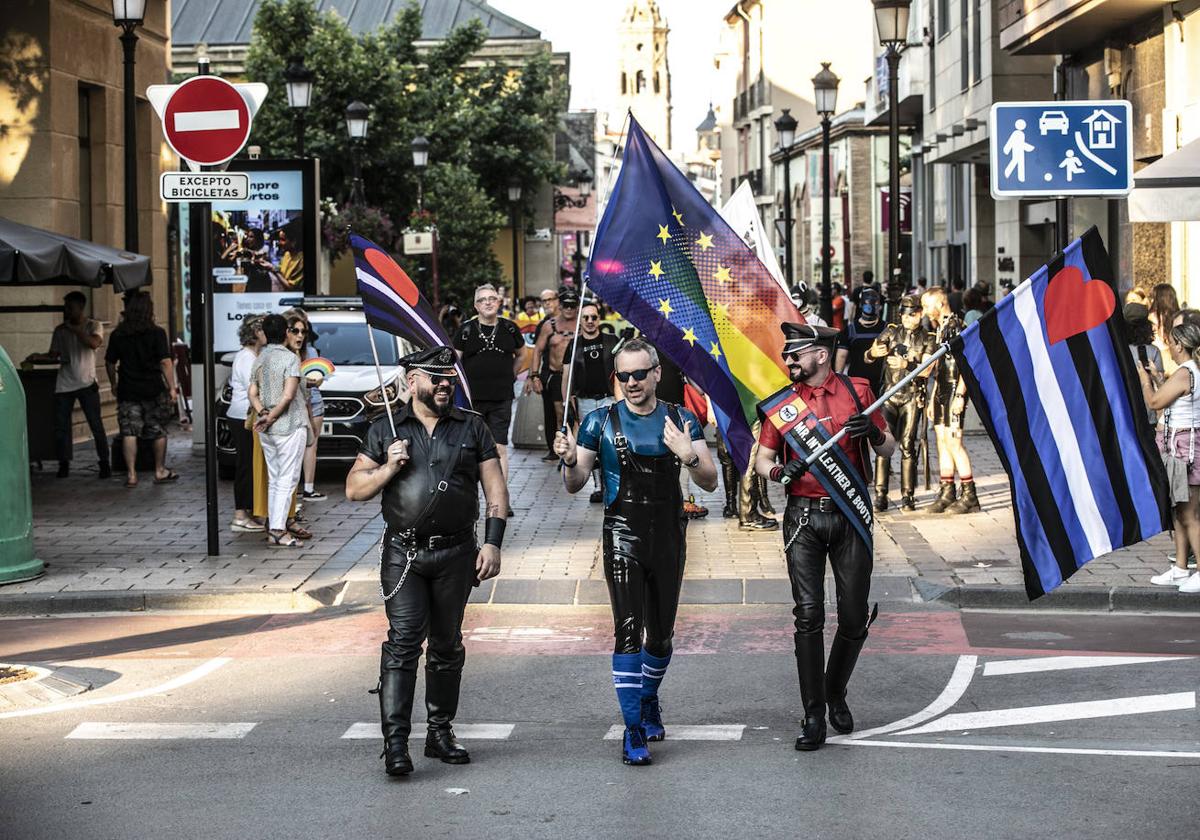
[581,314,599,321]
[288,327,306,336]
[417,370,455,385]
[615,366,656,383]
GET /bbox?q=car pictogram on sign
[1038,110,1070,135]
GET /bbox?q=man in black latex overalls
[346,346,509,777]
[553,338,717,766]
[865,295,935,512]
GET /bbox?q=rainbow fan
[301,357,335,380]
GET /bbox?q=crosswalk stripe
[66,722,256,740]
[603,724,745,741]
[982,655,1192,677]
[340,723,515,740]
[897,691,1196,736]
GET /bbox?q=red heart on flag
[1043,265,1115,345]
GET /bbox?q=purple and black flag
[949,227,1170,599]
[350,233,471,407]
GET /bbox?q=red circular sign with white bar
[161,76,252,166]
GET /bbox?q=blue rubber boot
[622,724,652,766]
[639,649,670,741]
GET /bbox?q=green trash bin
[0,344,43,582]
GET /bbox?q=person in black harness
[561,298,619,503]
[553,338,717,766]
[866,295,935,512]
[345,346,509,777]
[755,323,895,751]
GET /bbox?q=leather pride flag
[948,226,1170,599]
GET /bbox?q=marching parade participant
[756,323,895,751]
[921,287,979,514]
[553,338,717,766]
[866,295,935,512]
[561,298,619,503]
[345,346,508,777]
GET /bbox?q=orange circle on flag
[365,247,419,306]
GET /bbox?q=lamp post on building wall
[813,63,840,326]
[774,109,797,287]
[874,0,911,321]
[554,173,593,286]
[508,177,523,298]
[344,101,369,205]
[411,136,440,307]
[112,0,146,253]
[284,62,313,158]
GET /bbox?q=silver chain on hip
[782,512,809,552]
[378,531,417,602]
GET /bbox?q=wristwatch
[682,453,701,469]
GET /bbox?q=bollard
[0,345,44,582]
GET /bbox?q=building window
[937,0,950,38]
[972,0,983,84]
[78,84,93,241]
[636,70,645,93]
[654,72,660,93]
[960,0,969,92]
[621,72,627,95]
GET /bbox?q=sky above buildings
[491,0,733,146]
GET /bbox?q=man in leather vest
[921,287,979,513]
[866,295,935,511]
[553,338,717,766]
[345,346,509,777]
[756,323,895,751]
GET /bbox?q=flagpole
[786,344,949,478]
[366,322,398,439]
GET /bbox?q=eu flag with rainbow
[588,115,798,470]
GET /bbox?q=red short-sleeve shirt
[758,371,886,498]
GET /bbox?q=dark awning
[0,216,152,291]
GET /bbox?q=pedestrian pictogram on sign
[147,76,267,169]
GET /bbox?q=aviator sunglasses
[615,366,656,383]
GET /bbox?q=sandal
[153,470,180,484]
[267,529,303,548]
[231,518,266,533]
[124,478,138,489]
[287,521,313,540]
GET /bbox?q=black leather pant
[541,371,563,452]
[379,537,477,741]
[783,501,873,641]
[603,501,687,656]
[875,395,922,498]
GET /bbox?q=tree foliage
[244,0,566,303]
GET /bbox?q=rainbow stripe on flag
[587,115,799,470]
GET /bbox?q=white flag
[718,181,790,296]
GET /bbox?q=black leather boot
[377,671,415,776]
[739,476,778,530]
[756,476,776,516]
[825,632,867,735]
[718,449,739,518]
[899,456,917,511]
[874,456,890,512]
[793,632,827,751]
[947,479,981,514]
[926,481,957,514]
[424,670,470,764]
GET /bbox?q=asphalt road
[2,604,1198,840]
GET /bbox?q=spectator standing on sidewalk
[454,283,523,481]
[104,291,178,488]
[284,308,325,502]
[25,291,110,479]
[1125,303,1163,431]
[1140,321,1200,593]
[228,316,266,532]
[249,314,309,548]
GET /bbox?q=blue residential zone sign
[989,100,1133,199]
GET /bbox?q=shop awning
[1128,138,1200,223]
[0,216,151,291]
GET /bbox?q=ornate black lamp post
[812,63,840,324]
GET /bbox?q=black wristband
[770,465,784,483]
[484,516,506,548]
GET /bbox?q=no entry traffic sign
[147,76,267,168]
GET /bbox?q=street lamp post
[812,63,840,326]
[508,177,522,299]
[411,136,439,307]
[112,0,146,253]
[874,0,912,322]
[344,101,369,205]
[284,61,313,158]
[774,109,797,288]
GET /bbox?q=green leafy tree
[243,0,566,304]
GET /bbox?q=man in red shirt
[756,323,895,752]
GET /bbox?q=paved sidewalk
[3,429,1189,612]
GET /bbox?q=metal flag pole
[790,344,949,475]
[558,276,589,436]
[366,323,398,440]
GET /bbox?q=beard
[416,385,453,417]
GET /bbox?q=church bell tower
[615,0,672,150]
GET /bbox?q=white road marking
[603,724,744,741]
[66,722,256,740]
[897,691,1196,736]
[174,109,240,132]
[982,655,1192,677]
[831,655,978,743]
[0,657,232,720]
[844,739,1200,760]
[341,722,514,740]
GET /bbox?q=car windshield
[308,320,399,366]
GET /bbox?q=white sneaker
[1151,566,1192,586]
[1166,553,1198,569]
[1178,572,1200,593]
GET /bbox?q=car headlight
[364,378,400,408]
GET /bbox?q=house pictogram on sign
[1082,109,1121,150]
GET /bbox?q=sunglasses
[782,349,818,362]
[288,327,306,336]
[615,366,656,383]
[581,315,599,321]
[416,370,455,385]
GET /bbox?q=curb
[933,583,1200,613]
[0,582,348,616]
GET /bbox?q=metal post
[294,111,305,159]
[886,46,903,322]
[510,205,521,299]
[573,230,584,285]
[431,225,441,310]
[1054,59,1070,254]
[198,201,219,556]
[783,150,793,286]
[819,115,833,324]
[120,28,139,253]
[351,145,364,205]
